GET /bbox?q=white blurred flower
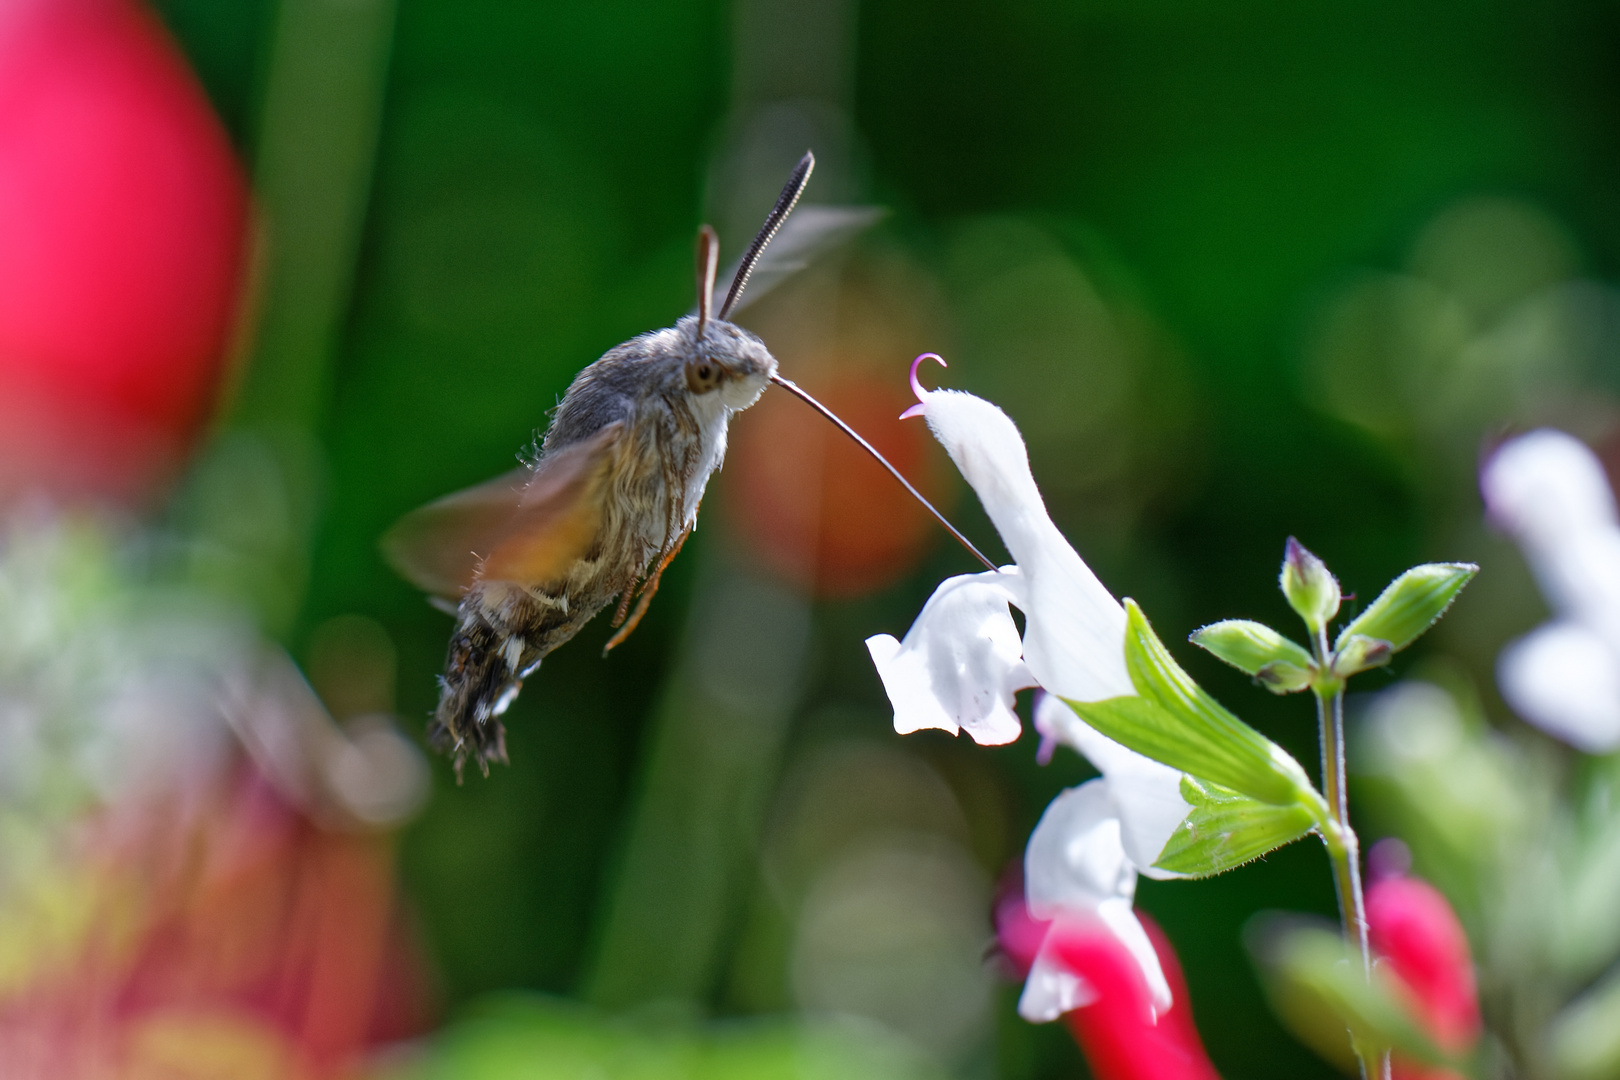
[0,517,430,838]
[1017,780,1172,1022]
[1482,429,1620,750]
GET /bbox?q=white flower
[918,389,1132,703]
[1482,429,1620,751]
[1017,779,1173,1022]
[866,372,1195,1019]
[866,381,1190,859]
[863,387,1134,747]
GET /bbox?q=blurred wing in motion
[382,422,625,602]
[704,205,887,319]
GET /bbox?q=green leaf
[1189,619,1315,677]
[1068,600,1321,807]
[1253,922,1458,1071]
[1336,563,1479,653]
[1153,776,1318,877]
[1281,537,1341,633]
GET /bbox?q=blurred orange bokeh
[727,368,949,597]
[722,254,957,598]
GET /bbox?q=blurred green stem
[582,561,809,1008]
[1315,626,1380,1079]
[186,0,395,635]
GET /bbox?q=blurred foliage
[386,995,945,1080]
[1356,676,1620,1078]
[145,1,1620,1077]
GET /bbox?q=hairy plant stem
[1314,625,1387,1080]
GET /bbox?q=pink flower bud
[1367,874,1480,1079]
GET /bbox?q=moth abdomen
[431,577,626,779]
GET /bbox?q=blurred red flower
[1367,874,1480,1080]
[0,763,433,1080]
[0,0,250,506]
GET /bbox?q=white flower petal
[865,570,1034,746]
[1025,780,1136,914]
[1017,945,1098,1022]
[1499,622,1620,752]
[1016,783,1173,1021]
[1094,895,1173,1017]
[1014,904,1173,1022]
[1034,694,1191,878]
[1482,429,1618,548]
[920,390,1132,703]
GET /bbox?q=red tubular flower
[1366,874,1480,1080]
[0,0,250,506]
[1047,915,1222,1080]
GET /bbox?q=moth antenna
[767,373,999,573]
[719,151,814,320]
[695,224,719,338]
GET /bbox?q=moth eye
[685,357,723,393]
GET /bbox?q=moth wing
[707,205,887,318]
[382,468,530,600]
[382,422,624,600]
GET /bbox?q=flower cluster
[866,355,1476,1075]
[865,375,1198,1020]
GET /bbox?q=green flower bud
[1281,537,1341,633]
[1190,619,1315,678]
[1257,660,1315,694]
[1331,634,1392,678]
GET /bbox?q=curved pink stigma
[901,352,947,419]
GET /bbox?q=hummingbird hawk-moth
[384,153,989,778]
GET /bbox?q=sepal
[1336,563,1478,653]
[1068,601,1320,808]
[1331,634,1392,678]
[1152,776,1317,877]
[1257,660,1315,694]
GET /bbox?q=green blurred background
[146,0,1620,1075]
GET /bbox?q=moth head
[679,153,809,413]
[680,316,775,411]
